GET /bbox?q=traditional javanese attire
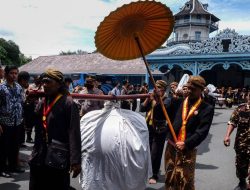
[140,79,169,181]
[29,69,81,190]
[140,93,168,181]
[29,95,81,190]
[164,97,214,190]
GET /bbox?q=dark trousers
[26,123,34,140]
[148,125,167,179]
[24,102,36,140]
[19,122,25,145]
[235,151,250,181]
[0,125,20,171]
[132,100,137,111]
[29,165,70,190]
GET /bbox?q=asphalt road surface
[0,106,239,190]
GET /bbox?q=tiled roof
[175,0,220,21]
[19,53,162,75]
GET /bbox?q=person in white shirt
[110,81,121,96]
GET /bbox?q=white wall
[175,26,209,41]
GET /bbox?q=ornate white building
[146,0,250,88]
[168,0,219,45]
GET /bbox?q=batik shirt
[0,81,24,126]
[228,103,250,154]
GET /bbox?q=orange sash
[177,97,202,141]
[145,100,156,126]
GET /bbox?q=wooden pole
[134,36,177,143]
[28,91,150,100]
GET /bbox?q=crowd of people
[0,66,249,190]
[213,86,250,108]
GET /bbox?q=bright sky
[0,0,249,58]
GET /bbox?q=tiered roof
[175,0,220,21]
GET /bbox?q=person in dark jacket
[128,84,138,111]
[121,80,131,109]
[29,69,81,190]
[140,80,168,184]
[18,71,31,145]
[164,76,214,190]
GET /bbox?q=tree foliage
[59,49,89,55]
[0,38,31,66]
[19,53,32,65]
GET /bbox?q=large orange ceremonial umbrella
[95,0,174,60]
[95,0,177,142]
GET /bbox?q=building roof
[19,53,162,75]
[175,0,220,22]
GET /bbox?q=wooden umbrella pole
[134,36,177,143]
[28,91,150,100]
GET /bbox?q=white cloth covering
[176,73,190,92]
[80,101,152,190]
[206,84,216,93]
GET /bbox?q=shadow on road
[214,111,223,117]
[11,171,30,182]
[197,133,212,155]
[0,182,21,190]
[145,186,165,190]
[212,121,227,126]
[195,162,218,170]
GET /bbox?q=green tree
[59,50,76,55]
[19,53,32,65]
[0,46,8,64]
[0,38,22,66]
[76,50,88,55]
[59,49,88,55]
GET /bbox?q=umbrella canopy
[95,0,174,60]
[95,0,177,142]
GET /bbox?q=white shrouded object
[176,73,190,92]
[206,84,216,93]
[80,101,152,190]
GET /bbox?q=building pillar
[145,72,149,84]
[194,61,198,75]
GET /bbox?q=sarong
[165,143,197,190]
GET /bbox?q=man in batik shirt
[0,66,24,177]
[224,94,250,190]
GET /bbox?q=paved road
[0,107,239,190]
[145,107,238,190]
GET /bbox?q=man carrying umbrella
[164,76,214,190]
[140,80,168,184]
